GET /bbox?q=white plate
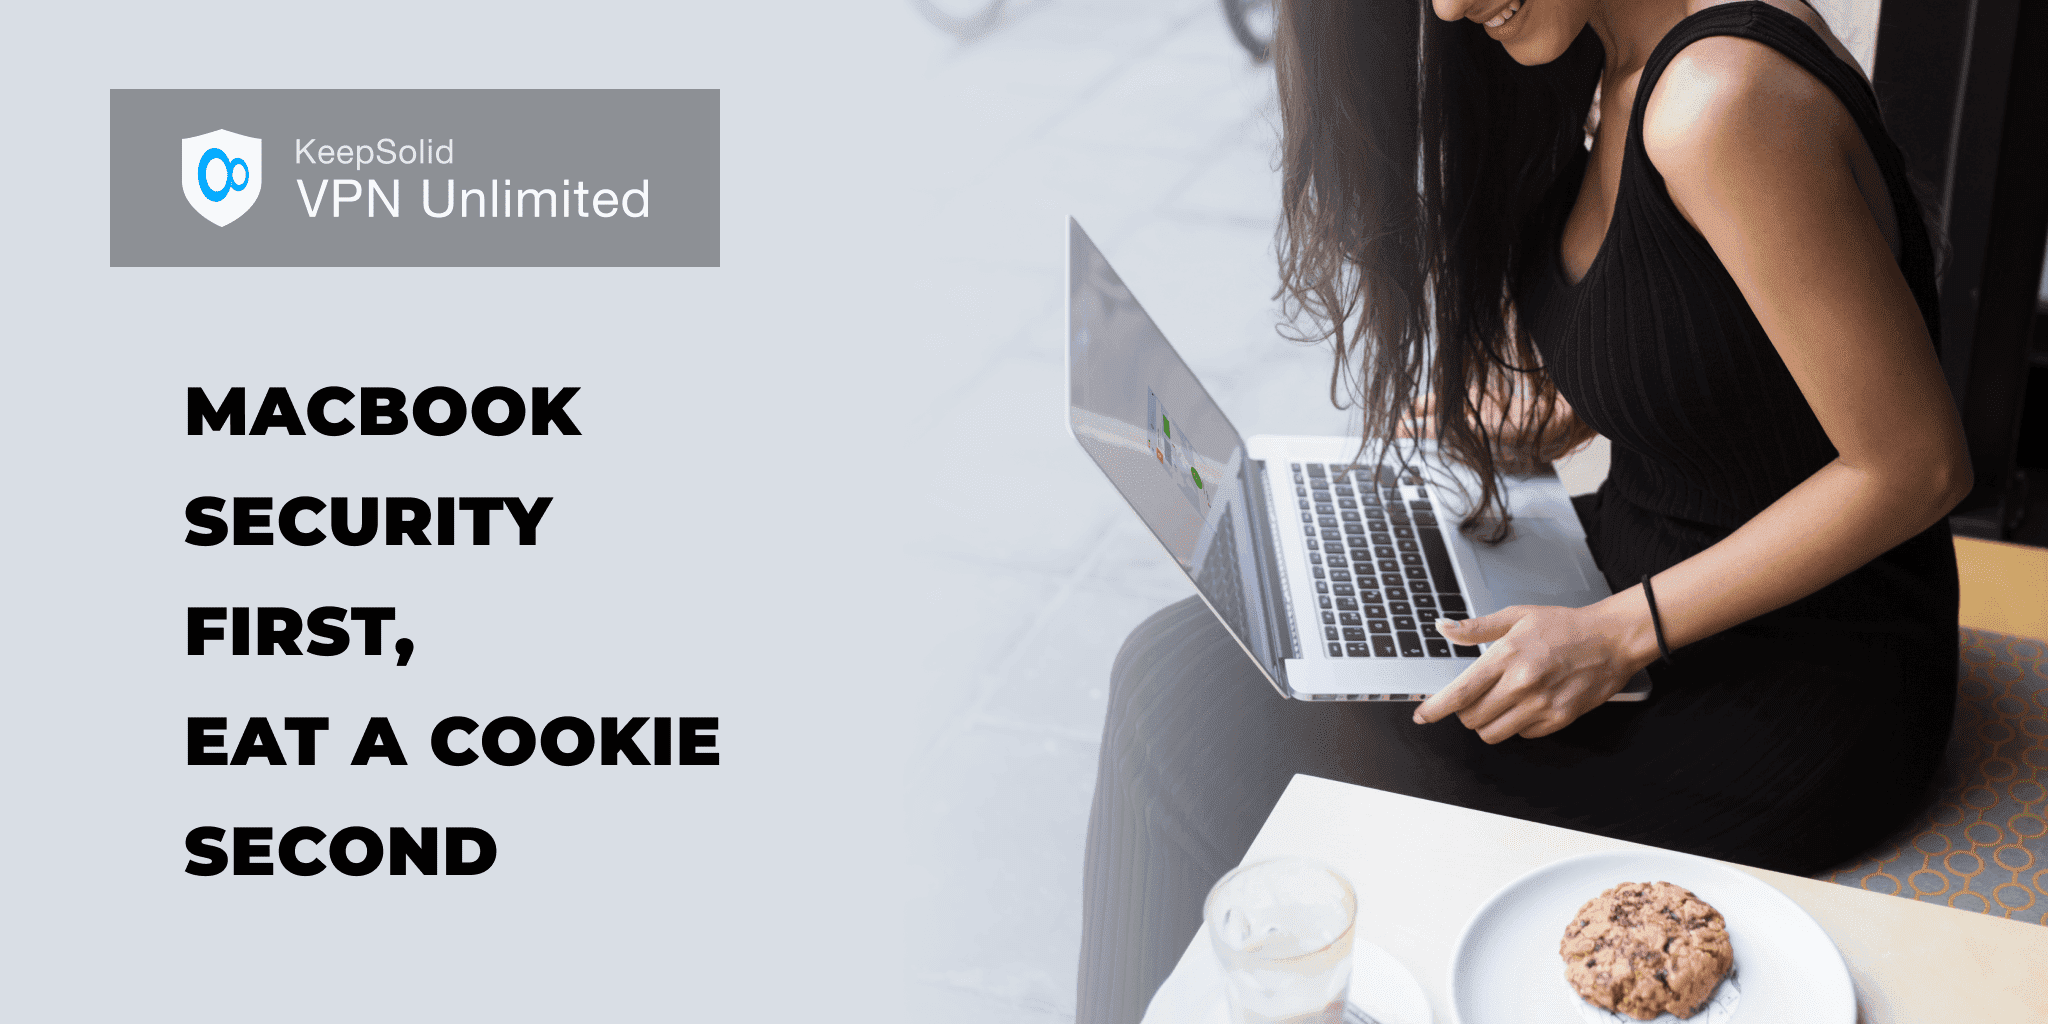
[1448,851,1854,1024]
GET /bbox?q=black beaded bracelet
[1641,573,1674,664]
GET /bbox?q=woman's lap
[1077,597,1457,1024]
[1076,593,1952,1024]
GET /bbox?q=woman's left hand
[1412,604,1653,743]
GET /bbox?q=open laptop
[1066,218,1650,702]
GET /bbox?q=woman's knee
[1109,598,1213,685]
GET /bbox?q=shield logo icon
[181,130,262,227]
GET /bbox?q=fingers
[1413,645,1508,724]
[1415,609,1537,723]
[1433,606,1524,646]
[1399,396,1437,439]
[1414,603,1629,741]
[1456,662,1539,734]
[1477,701,1549,745]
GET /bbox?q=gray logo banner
[112,90,718,267]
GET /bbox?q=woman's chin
[1501,30,1575,67]
[1487,0,1581,67]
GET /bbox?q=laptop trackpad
[1475,514,1591,604]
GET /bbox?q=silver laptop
[1066,218,1650,702]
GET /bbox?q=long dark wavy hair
[1273,0,1605,542]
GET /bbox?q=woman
[1077,1,1966,1021]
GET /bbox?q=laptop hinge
[1245,458,1300,662]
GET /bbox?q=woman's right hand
[1396,389,1598,475]
[1394,393,1441,440]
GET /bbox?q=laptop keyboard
[1292,461,1481,660]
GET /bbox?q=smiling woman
[1076,2,1969,1022]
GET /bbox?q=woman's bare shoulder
[1689,0,1866,83]
[1640,4,1861,176]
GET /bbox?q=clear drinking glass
[1204,858,1357,1024]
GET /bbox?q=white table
[1141,775,2048,1024]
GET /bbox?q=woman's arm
[1415,36,1970,743]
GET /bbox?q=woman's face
[1431,0,1596,66]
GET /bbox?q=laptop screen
[1065,219,1286,679]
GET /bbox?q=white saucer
[1199,937,1432,1024]
[1449,851,1853,1024]
[1347,937,1434,1024]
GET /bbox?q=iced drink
[1205,859,1356,1024]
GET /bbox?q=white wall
[1805,0,1881,79]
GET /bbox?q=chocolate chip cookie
[1559,881,1733,1020]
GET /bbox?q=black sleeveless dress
[1453,0,1961,867]
[1521,0,1952,624]
[1075,8,1959,1022]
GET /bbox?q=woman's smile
[1484,0,1529,36]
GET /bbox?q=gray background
[111,90,718,266]
[10,4,907,1020]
